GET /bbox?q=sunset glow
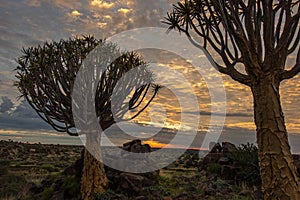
[0,0,300,151]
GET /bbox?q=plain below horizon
[1,124,300,154]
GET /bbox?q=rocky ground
[0,140,299,200]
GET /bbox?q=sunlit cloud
[1,0,300,152]
[24,0,41,7]
[53,0,83,10]
[90,0,115,9]
[97,22,107,28]
[118,8,133,16]
[144,138,172,148]
[71,10,83,16]
[103,15,112,20]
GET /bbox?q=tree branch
[216,63,252,86]
[280,48,300,80]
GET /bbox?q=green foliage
[22,195,36,200]
[0,159,10,166]
[41,187,54,200]
[95,189,117,200]
[0,174,26,198]
[230,143,260,185]
[62,175,80,196]
[231,195,252,200]
[207,163,222,175]
[39,164,59,172]
[0,159,10,175]
[158,176,183,197]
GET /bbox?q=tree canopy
[164,0,300,86]
[15,36,159,136]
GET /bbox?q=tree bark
[251,74,300,200]
[80,133,108,200]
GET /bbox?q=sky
[1,0,300,152]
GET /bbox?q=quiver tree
[164,0,300,199]
[15,36,159,199]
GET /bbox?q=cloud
[24,0,42,7]
[71,10,83,16]
[117,8,133,16]
[0,96,13,113]
[90,0,115,9]
[1,0,300,145]
[0,99,53,130]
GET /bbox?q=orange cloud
[118,8,133,16]
[91,0,115,9]
[144,138,176,149]
[71,10,82,16]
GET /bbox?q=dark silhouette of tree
[164,0,300,199]
[15,36,159,199]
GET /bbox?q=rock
[185,185,197,191]
[218,157,229,165]
[29,148,36,153]
[104,140,159,196]
[174,193,189,200]
[239,189,252,196]
[52,178,63,192]
[123,139,142,152]
[222,142,236,154]
[50,190,64,200]
[253,186,263,200]
[183,158,193,168]
[205,188,215,195]
[118,173,145,193]
[221,165,237,180]
[293,155,300,174]
[209,142,222,153]
[201,153,223,169]
[199,142,237,179]
[63,149,84,178]
[135,196,148,200]
[17,182,39,198]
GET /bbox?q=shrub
[41,187,54,200]
[62,175,80,196]
[0,159,10,175]
[40,164,59,172]
[95,189,118,200]
[207,163,221,175]
[230,143,261,185]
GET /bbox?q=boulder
[200,153,223,170]
[209,142,222,153]
[218,157,230,165]
[63,149,84,178]
[222,142,237,154]
[199,142,238,180]
[221,165,238,180]
[123,139,142,152]
[106,140,159,194]
[17,182,40,198]
[292,155,300,174]
[200,142,237,168]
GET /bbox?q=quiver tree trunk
[81,133,108,200]
[251,75,300,199]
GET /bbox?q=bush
[41,187,54,200]
[230,143,261,185]
[63,175,80,196]
[95,189,118,200]
[207,163,222,175]
[0,159,10,175]
[40,164,59,172]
